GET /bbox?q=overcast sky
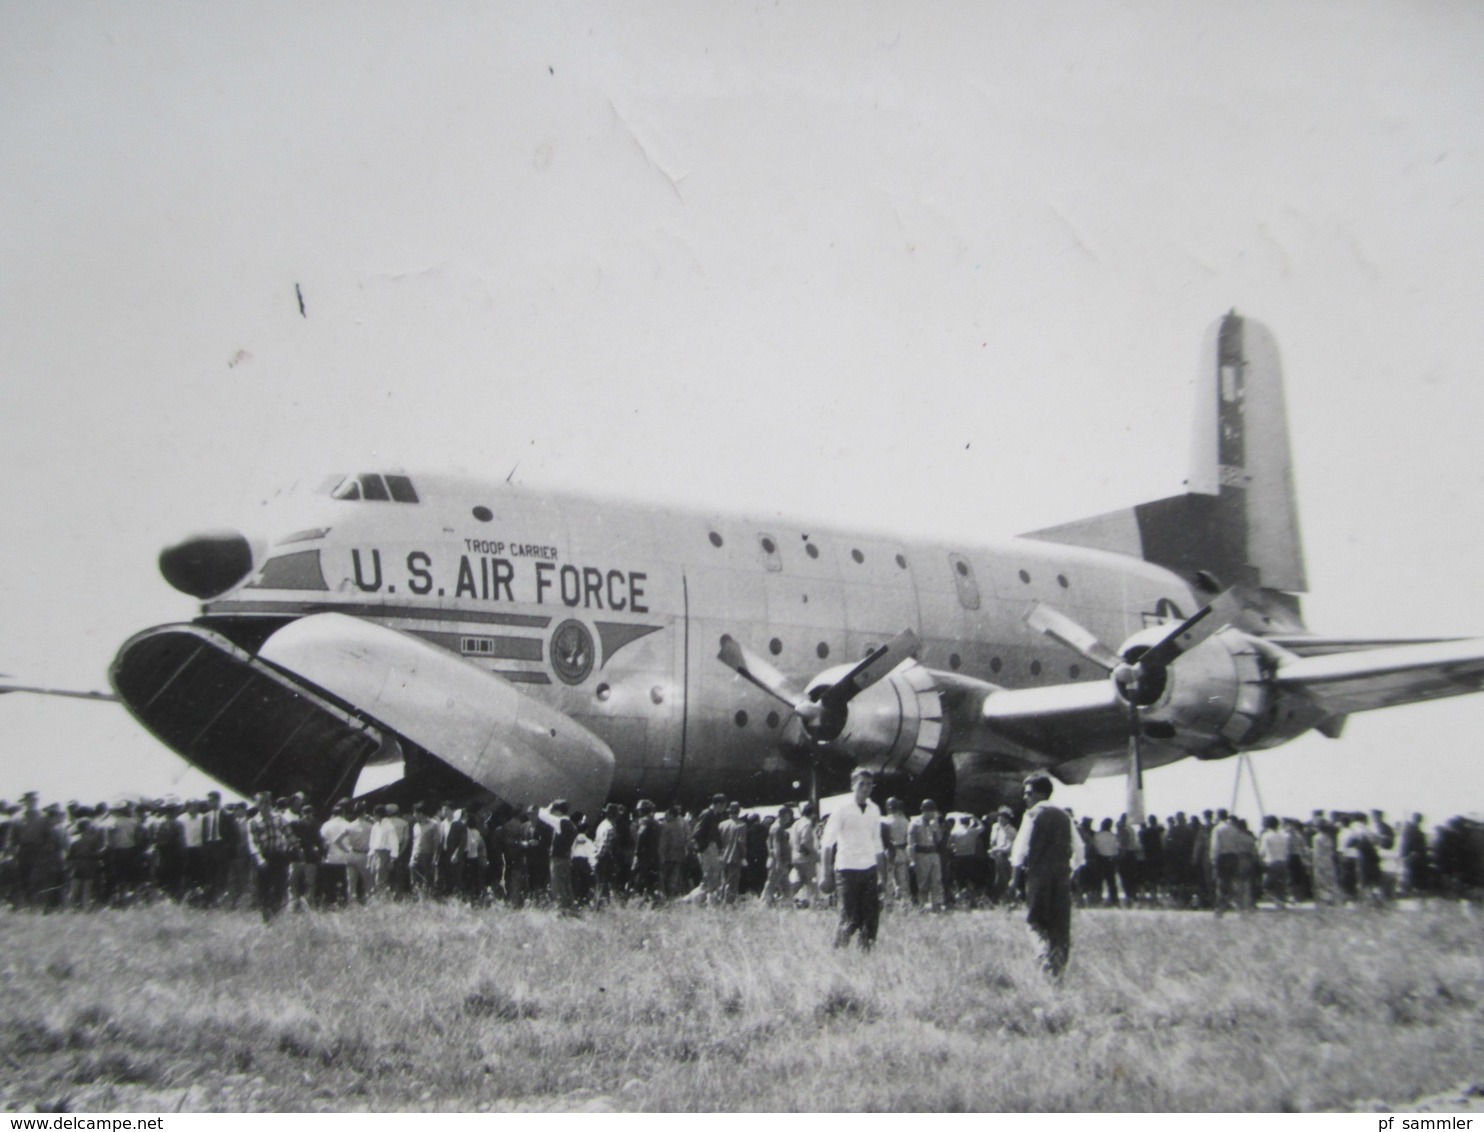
[4,2,1483,821]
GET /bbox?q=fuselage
[193,471,1202,806]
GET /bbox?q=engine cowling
[1132,626,1326,756]
[800,660,947,778]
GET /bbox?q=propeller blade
[1139,589,1244,672]
[717,634,803,709]
[1024,604,1121,672]
[816,628,920,712]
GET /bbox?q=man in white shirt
[319,801,352,904]
[821,767,887,949]
[368,805,403,897]
[988,808,1017,905]
[1257,815,1292,905]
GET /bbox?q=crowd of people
[1,786,1481,921]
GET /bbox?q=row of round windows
[712,528,1073,589]
[760,635,1083,682]
[470,505,1072,589]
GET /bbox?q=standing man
[658,803,691,898]
[319,800,352,905]
[247,792,295,922]
[1257,815,1292,906]
[543,800,579,911]
[341,802,374,904]
[408,803,440,898]
[881,798,911,907]
[820,767,887,949]
[500,806,534,907]
[789,801,821,908]
[760,805,794,906]
[718,802,749,904]
[906,800,946,912]
[1010,773,1073,979]
[1398,813,1428,895]
[200,792,229,905]
[438,803,468,898]
[988,807,1017,905]
[630,800,663,904]
[1210,811,1245,915]
[689,794,728,903]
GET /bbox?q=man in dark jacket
[1011,774,1073,979]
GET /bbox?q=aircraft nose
[159,531,255,598]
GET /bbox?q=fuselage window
[758,534,782,572]
[359,474,390,501]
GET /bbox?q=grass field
[1,899,1481,1112]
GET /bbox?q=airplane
[10,311,1484,821]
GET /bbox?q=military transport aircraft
[9,312,1484,819]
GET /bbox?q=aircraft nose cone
[159,531,254,598]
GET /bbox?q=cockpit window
[385,474,419,503]
[328,473,419,503]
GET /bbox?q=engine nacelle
[1133,626,1326,756]
[802,660,947,779]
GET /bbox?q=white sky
[3,2,1483,823]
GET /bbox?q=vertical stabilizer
[1182,312,1306,591]
[1024,312,1307,618]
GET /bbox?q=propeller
[718,628,920,809]
[1025,590,1243,823]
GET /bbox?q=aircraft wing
[976,679,1129,761]
[1262,635,1459,658]
[1272,637,1484,715]
[0,677,117,702]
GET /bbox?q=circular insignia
[551,619,595,685]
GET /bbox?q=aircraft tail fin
[1024,311,1307,628]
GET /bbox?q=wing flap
[1276,637,1484,715]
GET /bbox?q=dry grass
[1,900,1480,1112]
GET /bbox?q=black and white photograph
[2,1,1483,1115]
